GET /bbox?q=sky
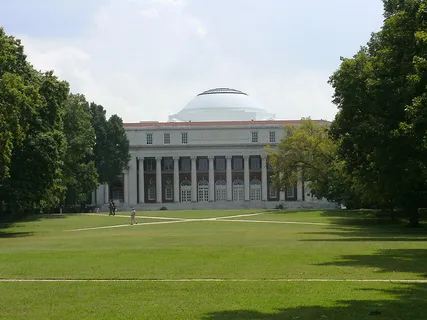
[0,0,385,122]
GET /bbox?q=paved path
[67,212,267,232]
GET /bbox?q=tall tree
[62,93,98,206]
[90,103,130,185]
[0,28,35,182]
[329,0,427,226]
[266,119,365,207]
[4,71,69,216]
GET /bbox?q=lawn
[0,209,426,319]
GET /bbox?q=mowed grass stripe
[1,278,427,283]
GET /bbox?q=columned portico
[156,157,162,203]
[191,156,197,202]
[173,156,180,202]
[129,157,138,205]
[104,183,109,203]
[261,155,268,201]
[244,155,250,201]
[226,156,232,201]
[123,169,129,204]
[138,157,144,203]
[208,156,215,202]
[297,168,303,201]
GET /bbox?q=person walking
[130,207,137,225]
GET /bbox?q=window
[269,185,277,198]
[146,133,153,145]
[251,131,258,143]
[180,158,191,171]
[165,186,173,200]
[233,157,243,170]
[164,133,170,144]
[146,158,156,172]
[148,186,156,200]
[286,186,295,198]
[215,158,226,171]
[180,180,192,203]
[163,158,173,171]
[250,157,261,170]
[181,132,188,144]
[250,179,262,201]
[269,131,276,143]
[198,180,209,202]
[198,158,208,171]
[215,180,227,202]
[232,180,244,201]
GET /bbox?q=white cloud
[15,0,378,123]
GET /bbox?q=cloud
[12,0,384,122]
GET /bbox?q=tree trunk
[407,206,421,228]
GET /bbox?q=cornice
[129,143,278,150]
[125,125,292,131]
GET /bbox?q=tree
[3,71,69,216]
[90,103,130,185]
[329,0,427,226]
[0,28,36,182]
[62,93,98,206]
[266,118,364,207]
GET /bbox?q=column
[261,155,268,201]
[129,157,138,205]
[96,184,104,205]
[123,170,129,204]
[191,156,197,202]
[208,156,215,202]
[156,157,162,203]
[138,157,145,203]
[279,172,286,201]
[244,155,250,201]
[173,156,180,203]
[226,156,232,201]
[104,183,109,203]
[297,168,303,201]
[91,191,96,205]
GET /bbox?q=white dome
[169,88,275,122]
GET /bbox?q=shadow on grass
[318,248,427,277]
[202,284,427,319]
[294,209,427,242]
[0,214,66,239]
[202,247,427,319]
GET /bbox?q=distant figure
[112,201,116,215]
[130,207,137,225]
[109,201,114,216]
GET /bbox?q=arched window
[198,180,209,202]
[215,180,227,202]
[180,180,192,203]
[232,179,244,202]
[250,179,262,201]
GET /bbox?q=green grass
[0,210,426,319]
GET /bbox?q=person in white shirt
[130,207,137,225]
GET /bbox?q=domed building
[168,88,275,122]
[92,88,335,210]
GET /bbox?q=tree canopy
[0,27,130,219]
[329,0,427,226]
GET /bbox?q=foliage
[90,103,130,185]
[62,93,98,205]
[0,27,129,219]
[266,119,364,207]
[0,28,35,181]
[329,0,427,226]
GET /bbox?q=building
[92,88,337,210]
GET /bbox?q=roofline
[123,119,331,129]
